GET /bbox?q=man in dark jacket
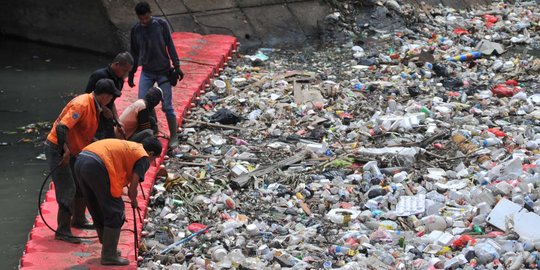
[128,1,183,150]
[85,52,133,139]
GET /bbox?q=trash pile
[139,1,540,269]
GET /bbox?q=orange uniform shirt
[83,139,148,198]
[47,93,100,156]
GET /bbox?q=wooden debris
[231,150,312,188]
[184,119,245,131]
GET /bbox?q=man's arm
[56,124,70,166]
[128,158,150,208]
[162,21,180,68]
[127,173,139,208]
[129,27,140,75]
[128,27,140,87]
[56,103,83,150]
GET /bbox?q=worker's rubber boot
[55,208,81,244]
[96,226,103,243]
[71,198,94,229]
[96,226,121,256]
[101,227,129,265]
[166,116,179,149]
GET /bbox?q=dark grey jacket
[130,17,180,74]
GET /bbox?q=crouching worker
[74,137,162,265]
[45,79,120,243]
[116,86,163,142]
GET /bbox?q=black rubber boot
[101,227,129,265]
[166,116,179,149]
[55,207,81,244]
[96,226,121,256]
[71,198,94,229]
[96,226,103,244]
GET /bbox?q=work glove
[174,65,184,81]
[128,73,136,88]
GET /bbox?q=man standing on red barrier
[128,1,183,151]
[85,52,133,140]
[44,79,120,243]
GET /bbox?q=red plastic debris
[491,84,521,97]
[487,128,506,137]
[453,28,470,36]
[483,15,498,28]
[523,164,537,171]
[452,235,476,249]
[345,237,359,248]
[505,79,518,86]
[187,223,207,233]
[483,15,498,23]
[340,202,354,209]
[487,231,505,237]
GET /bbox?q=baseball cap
[94,78,121,97]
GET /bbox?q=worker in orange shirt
[44,79,121,243]
[74,137,162,265]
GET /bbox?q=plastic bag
[209,108,243,125]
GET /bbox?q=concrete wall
[102,0,331,50]
[0,0,493,55]
[0,0,124,55]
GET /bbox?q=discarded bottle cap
[213,79,226,88]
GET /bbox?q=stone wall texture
[0,0,494,54]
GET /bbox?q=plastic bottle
[460,90,468,103]
[229,249,246,267]
[393,171,408,182]
[211,246,228,261]
[363,161,383,179]
[474,242,500,264]
[448,52,482,62]
[421,106,432,118]
[388,99,397,113]
[328,245,352,255]
[483,138,502,147]
[257,244,274,261]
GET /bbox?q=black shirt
[85,65,124,108]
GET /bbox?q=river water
[0,38,109,269]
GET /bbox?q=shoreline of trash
[139,1,540,269]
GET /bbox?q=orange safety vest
[47,93,99,155]
[83,139,148,198]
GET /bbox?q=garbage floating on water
[139,1,540,269]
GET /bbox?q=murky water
[0,38,109,269]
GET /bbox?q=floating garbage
[138,1,540,269]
